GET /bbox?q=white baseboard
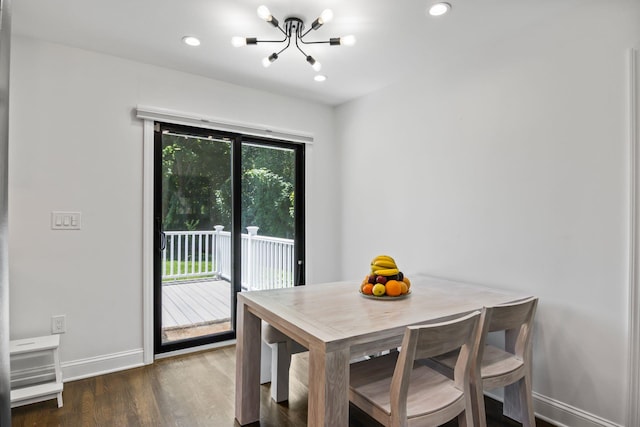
[22,343,235,386]
[533,392,623,427]
[485,391,623,427]
[61,348,145,382]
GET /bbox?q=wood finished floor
[11,345,555,427]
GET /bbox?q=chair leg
[519,373,536,427]
[503,374,535,427]
[270,341,292,403]
[457,411,468,427]
[469,380,487,427]
[260,339,272,384]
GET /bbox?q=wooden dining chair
[349,311,482,427]
[260,322,307,402]
[431,297,538,427]
[260,322,376,403]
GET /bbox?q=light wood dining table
[234,274,531,427]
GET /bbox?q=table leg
[307,345,350,427]
[235,301,261,425]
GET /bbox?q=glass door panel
[155,124,233,352]
[240,141,304,292]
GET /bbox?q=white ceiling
[12,0,580,106]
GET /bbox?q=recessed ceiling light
[428,2,451,16]
[182,36,201,47]
[314,75,327,82]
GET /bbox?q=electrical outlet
[51,315,66,334]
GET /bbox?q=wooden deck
[162,280,231,330]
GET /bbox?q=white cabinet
[10,335,63,408]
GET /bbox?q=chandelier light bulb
[262,52,278,68]
[306,55,322,71]
[319,9,334,24]
[257,5,271,21]
[340,35,356,46]
[314,75,327,82]
[231,37,247,47]
[429,2,451,16]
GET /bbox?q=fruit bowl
[359,290,411,300]
[359,255,411,298]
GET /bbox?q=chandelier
[231,5,356,72]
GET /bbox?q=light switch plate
[51,211,82,230]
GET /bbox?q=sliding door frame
[153,122,306,355]
[628,45,639,427]
[153,123,237,354]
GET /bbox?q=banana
[371,259,397,269]
[370,265,396,274]
[372,267,400,276]
[373,255,396,264]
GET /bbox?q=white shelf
[10,335,60,355]
[11,383,64,408]
[10,335,63,408]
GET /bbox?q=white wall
[8,36,339,377]
[336,1,639,426]
[9,1,639,424]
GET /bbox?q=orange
[385,280,402,297]
[400,282,409,294]
[402,276,411,289]
[361,283,374,295]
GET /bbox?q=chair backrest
[482,297,538,361]
[389,310,482,422]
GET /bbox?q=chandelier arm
[254,36,288,43]
[300,27,315,39]
[275,23,288,37]
[298,39,331,45]
[276,37,292,55]
[294,39,309,58]
[297,22,310,58]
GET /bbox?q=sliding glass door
[154,122,304,354]
[239,140,305,292]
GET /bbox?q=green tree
[215,167,294,239]
[161,135,296,239]
[161,135,231,231]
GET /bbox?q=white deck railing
[162,226,295,291]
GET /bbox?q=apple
[376,275,388,284]
[368,274,377,284]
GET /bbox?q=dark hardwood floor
[11,345,554,426]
